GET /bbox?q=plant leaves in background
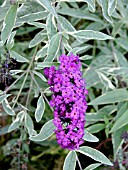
[10,50,29,63]
[63,151,77,170]
[69,30,113,40]
[110,110,128,132]
[35,0,57,17]
[8,111,25,132]
[88,89,128,105]
[45,33,60,62]
[83,130,99,142]
[2,99,15,116]
[1,3,18,45]
[84,163,101,170]
[77,146,113,166]
[29,119,56,141]
[35,95,45,122]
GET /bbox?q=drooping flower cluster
[44,54,88,150]
[0,53,17,88]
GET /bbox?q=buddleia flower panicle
[0,53,17,87]
[44,53,88,150]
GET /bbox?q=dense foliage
[0,0,128,170]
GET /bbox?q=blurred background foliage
[0,0,128,170]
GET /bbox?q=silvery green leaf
[36,62,59,69]
[77,146,113,166]
[97,71,115,89]
[80,55,93,60]
[88,89,128,105]
[58,0,95,12]
[46,14,57,40]
[84,163,101,170]
[83,130,99,142]
[10,50,29,63]
[6,31,16,49]
[86,105,116,122]
[112,126,127,160]
[2,99,15,116]
[97,0,113,23]
[36,44,48,60]
[29,119,56,141]
[10,70,24,75]
[108,0,117,16]
[35,0,57,17]
[0,125,10,136]
[45,33,60,62]
[0,94,11,103]
[58,15,76,32]
[1,3,18,45]
[69,30,113,40]
[114,50,128,67]
[86,123,105,134]
[110,109,128,132]
[35,95,45,122]
[29,30,47,48]
[8,111,25,132]
[70,46,89,55]
[28,21,46,29]
[58,7,102,22]
[33,71,47,82]
[16,11,48,27]
[116,37,128,51]
[63,151,77,170]
[83,68,100,88]
[25,113,37,136]
[63,39,72,52]
[0,0,10,22]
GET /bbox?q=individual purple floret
[44,53,88,150]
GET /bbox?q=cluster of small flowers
[44,54,88,150]
[0,53,17,87]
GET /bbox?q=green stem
[30,71,53,112]
[12,46,38,109]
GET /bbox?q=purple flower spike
[44,54,88,150]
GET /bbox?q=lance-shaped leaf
[112,126,127,160]
[88,89,128,105]
[58,15,76,32]
[46,14,57,40]
[33,71,47,82]
[35,95,45,122]
[1,3,18,45]
[2,99,15,116]
[8,111,25,132]
[45,33,60,62]
[63,151,77,170]
[30,119,56,141]
[83,130,99,142]
[110,110,128,132]
[69,30,113,40]
[25,113,37,136]
[29,30,47,48]
[84,163,101,170]
[0,94,11,103]
[59,1,95,12]
[108,0,117,16]
[97,0,112,23]
[10,50,29,63]
[97,71,115,89]
[6,31,16,49]
[35,0,57,17]
[77,146,113,166]
[36,44,48,60]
